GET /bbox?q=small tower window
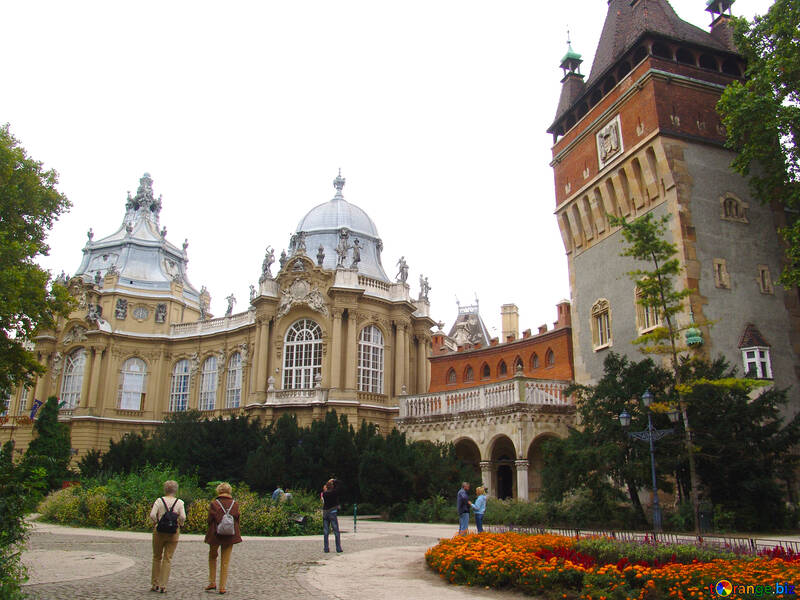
[498,361,508,376]
[447,368,457,385]
[713,259,731,289]
[546,350,555,367]
[720,194,748,223]
[742,347,772,379]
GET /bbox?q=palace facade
[1,172,435,456]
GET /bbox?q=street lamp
[619,389,673,534]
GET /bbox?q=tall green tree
[716,0,800,285]
[23,396,73,489]
[0,124,74,397]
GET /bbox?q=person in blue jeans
[321,478,343,553]
[471,486,487,533]
[456,481,471,535]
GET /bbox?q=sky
[1,0,774,337]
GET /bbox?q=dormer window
[742,347,772,379]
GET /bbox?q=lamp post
[619,390,679,534]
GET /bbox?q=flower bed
[425,533,800,599]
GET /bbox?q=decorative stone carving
[260,246,275,282]
[183,238,189,252]
[225,294,236,317]
[94,270,102,286]
[395,256,409,283]
[238,342,249,367]
[316,245,325,266]
[133,306,149,320]
[596,115,622,168]
[350,238,362,269]
[290,232,306,256]
[51,352,63,384]
[155,303,167,323]
[277,278,329,318]
[106,264,119,277]
[418,275,430,301]
[217,350,227,378]
[335,229,351,268]
[190,352,200,381]
[115,299,128,319]
[87,228,94,241]
[63,326,88,345]
[86,303,103,324]
[291,259,305,272]
[249,285,256,303]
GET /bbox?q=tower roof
[447,303,491,348]
[585,0,730,88]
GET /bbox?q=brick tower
[547,0,800,396]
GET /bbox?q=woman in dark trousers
[321,478,343,553]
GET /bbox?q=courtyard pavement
[22,519,525,600]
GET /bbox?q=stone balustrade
[264,387,328,405]
[169,310,255,337]
[398,377,571,418]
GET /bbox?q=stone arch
[463,364,475,382]
[497,359,508,377]
[454,436,481,481]
[489,434,517,499]
[480,362,491,380]
[527,433,562,500]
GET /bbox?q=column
[344,312,358,390]
[249,320,262,397]
[515,459,530,501]
[403,326,410,393]
[480,461,494,498]
[256,318,269,400]
[330,310,343,389]
[87,347,104,412]
[416,336,426,394]
[394,324,406,396]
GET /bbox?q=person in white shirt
[148,480,187,593]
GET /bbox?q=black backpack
[156,498,180,533]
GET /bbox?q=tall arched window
[464,366,474,382]
[532,353,539,369]
[447,368,457,384]
[118,357,147,410]
[481,363,490,379]
[226,352,242,408]
[18,387,29,415]
[169,359,190,412]
[283,319,322,389]
[60,348,86,409]
[199,356,218,411]
[498,360,508,376]
[358,325,384,394]
[546,349,555,366]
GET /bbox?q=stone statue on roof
[419,275,431,301]
[336,229,351,268]
[225,294,236,317]
[396,256,409,283]
[260,246,275,281]
[350,238,362,269]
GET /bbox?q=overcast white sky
[2,0,773,335]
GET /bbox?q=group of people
[456,481,488,535]
[149,481,241,594]
[149,478,343,594]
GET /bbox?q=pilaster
[515,459,530,501]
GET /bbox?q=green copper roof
[561,44,582,64]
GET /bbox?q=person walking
[321,478,343,553]
[204,482,242,594]
[148,480,186,593]
[271,485,284,501]
[471,486,487,533]
[457,481,472,535]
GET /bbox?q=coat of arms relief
[277,278,329,318]
[596,115,623,169]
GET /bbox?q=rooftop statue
[396,256,409,283]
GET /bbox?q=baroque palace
[1,172,434,453]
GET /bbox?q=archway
[454,437,481,482]
[490,435,517,500]
[528,433,561,500]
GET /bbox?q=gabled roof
[738,323,770,348]
[585,0,730,88]
[447,304,491,348]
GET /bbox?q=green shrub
[37,487,81,525]
[574,536,740,564]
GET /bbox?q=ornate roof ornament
[333,168,345,199]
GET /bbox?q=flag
[29,398,43,420]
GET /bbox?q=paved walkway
[23,520,524,600]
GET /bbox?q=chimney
[538,324,548,334]
[555,300,572,328]
[501,304,519,342]
[522,329,531,339]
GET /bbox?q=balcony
[397,377,571,419]
[169,310,255,338]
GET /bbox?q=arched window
[481,363,491,379]
[18,386,29,415]
[283,319,322,389]
[226,352,242,408]
[498,360,508,376]
[591,299,612,349]
[199,356,218,411]
[118,357,147,410]
[60,348,86,409]
[514,357,524,372]
[447,368,457,384]
[532,353,539,369]
[169,359,190,412]
[546,349,555,366]
[358,325,384,394]
[464,366,474,382]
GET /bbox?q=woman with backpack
[204,482,241,595]
[148,479,187,593]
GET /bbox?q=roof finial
[333,169,345,199]
[567,27,571,47]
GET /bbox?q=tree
[0,124,74,397]
[542,353,675,527]
[23,396,73,490]
[716,0,800,285]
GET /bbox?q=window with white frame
[118,357,147,410]
[283,319,322,389]
[169,359,190,412]
[591,299,612,349]
[226,352,242,408]
[742,347,772,379]
[199,356,218,410]
[60,348,87,409]
[358,325,384,393]
[635,287,660,332]
[18,387,29,415]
